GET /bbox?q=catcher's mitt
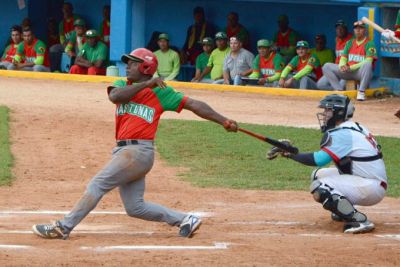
[266,139,293,160]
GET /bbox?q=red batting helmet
[121,48,158,75]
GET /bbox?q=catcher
[267,94,387,234]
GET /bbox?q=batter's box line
[80,242,229,251]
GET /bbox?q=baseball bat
[361,16,400,43]
[238,128,299,154]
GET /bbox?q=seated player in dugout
[181,6,216,65]
[310,34,335,67]
[267,94,387,234]
[0,25,23,70]
[69,29,108,75]
[99,5,110,47]
[273,14,300,63]
[32,47,238,240]
[153,33,181,81]
[64,19,87,59]
[11,27,50,72]
[321,21,377,101]
[191,37,214,83]
[197,32,231,84]
[278,40,322,89]
[248,39,285,87]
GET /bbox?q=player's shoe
[32,220,70,240]
[356,91,365,101]
[179,215,202,238]
[343,220,375,234]
[331,212,344,222]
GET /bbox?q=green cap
[296,40,309,48]
[257,39,272,47]
[158,33,169,41]
[277,14,289,23]
[215,31,227,40]
[335,19,347,28]
[201,37,214,45]
[74,18,85,27]
[85,29,98,38]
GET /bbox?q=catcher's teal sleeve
[313,150,332,166]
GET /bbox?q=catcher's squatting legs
[60,141,186,233]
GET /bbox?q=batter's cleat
[356,91,365,101]
[343,220,375,234]
[331,212,344,222]
[179,215,202,238]
[32,220,70,240]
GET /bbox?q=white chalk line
[0,230,154,235]
[80,242,229,251]
[227,220,315,226]
[0,244,31,249]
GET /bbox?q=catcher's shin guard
[310,180,367,222]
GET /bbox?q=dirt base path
[0,77,399,266]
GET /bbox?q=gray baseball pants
[285,74,318,89]
[60,141,186,232]
[322,62,373,92]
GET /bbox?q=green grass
[156,119,400,197]
[0,106,13,186]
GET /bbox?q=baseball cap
[85,29,98,38]
[201,37,214,45]
[353,20,366,28]
[296,40,309,48]
[277,14,289,23]
[257,39,272,47]
[335,19,347,28]
[158,33,169,41]
[74,18,85,27]
[215,32,227,40]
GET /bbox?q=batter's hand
[223,119,238,132]
[146,77,166,89]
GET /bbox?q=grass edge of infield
[0,106,13,186]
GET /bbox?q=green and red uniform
[100,19,110,47]
[335,33,353,64]
[59,14,80,44]
[287,53,322,81]
[1,42,20,63]
[251,52,285,79]
[274,28,297,48]
[110,80,187,140]
[341,38,377,67]
[15,38,50,67]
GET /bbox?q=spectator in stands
[219,36,253,85]
[191,37,214,83]
[224,12,250,50]
[181,6,216,65]
[197,32,230,83]
[153,33,180,81]
[10,27,50,72]
[0,25,23,70]
[273,14,299,63]
[382,9,400,39]
[278,40,321,89]
[310,34,335,66]
[69,29,108,75]
[65,19,86,58]
[47,18,60,48]
[99,5,110,47]
[317,20,353,90]
[248,39,285,87]
[50,2,80,72]
[322,21,377,101]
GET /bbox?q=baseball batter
[32,48,238,239]
[268,94,387,234]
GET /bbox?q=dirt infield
[0,77,399,266]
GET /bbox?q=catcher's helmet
[317,94,354,132]
[121,48,158,75]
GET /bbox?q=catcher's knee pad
[310,180,331,203]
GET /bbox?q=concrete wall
[0,2,28,50]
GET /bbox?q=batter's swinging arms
[267,94,387,234]
[32,48,238,239]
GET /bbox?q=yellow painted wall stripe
[0,70,385,99]
[368,8,375,40]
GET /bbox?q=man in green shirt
[69,29,108,75]
[65,19,86,58]
[153,33,180,81]
[197,32,230,83]
[310,34,335,66]
[273,14,300,63]
[191,37,214,83]
[278,40,322,89]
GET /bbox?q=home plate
[80,242,229,251]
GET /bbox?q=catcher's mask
[317,94,354,132]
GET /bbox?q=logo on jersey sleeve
[368,47,376,55]
[116,103,155,123]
